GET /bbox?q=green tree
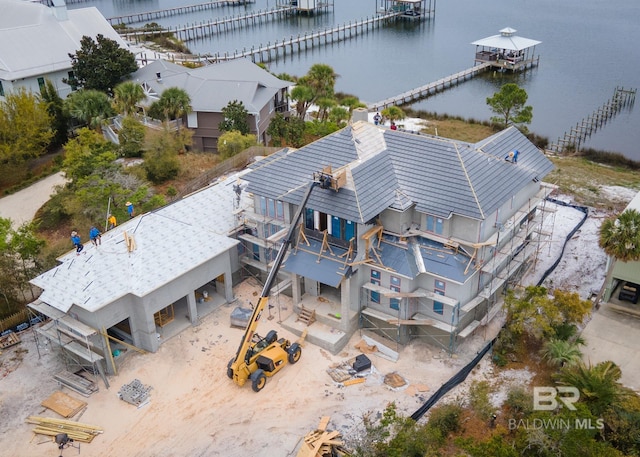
[381,106,406,123]
[290,84,314,119]
[40,79,70,148]
[65,89,114,130]
[62,128,117,183]
[303,63,337,101]
[595,208,640,307]
[113,81,145,116]
[328,106,349,126]
[266,113,305,147]
[118,116,146,157]
[143,128,181,183]
[219,100,250,135]
[217,130,257,159]
[486,83,533,128]
[541,338,583,368]
[316,97,336,122]
[0,88,53,166]
[556,360,633,417]
[339,96,367,115]
[66,34,138,95]
[148,87,191,124]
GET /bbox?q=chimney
[351,107,368,124]
[51,0,68,21]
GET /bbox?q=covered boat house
[472,27,541,71]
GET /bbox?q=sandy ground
[1,159,638,456]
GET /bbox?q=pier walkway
[107,0,254,26]
[367,63,492,111]
[121,7,296,42]
[189,12,403,62]
[548,87,637,153]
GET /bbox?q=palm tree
[113,81,145,117]
[149,87,191,128]
[381,106,406,124]
[594,209,640,307]
[65,89,113,131]
[304,63,338,101]
[541,338,583,368]
[290,85,314,120]
[555,360,632,416]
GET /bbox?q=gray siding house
[239,121,555,353]
[0,0,129,100]
[129,59,291,152]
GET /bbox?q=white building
[0,0,129,99]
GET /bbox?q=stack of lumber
[54,371,99,397]
[0,332,20,349]
[26,416,103,443]
[296,417,351,457]
[41,391,87,418]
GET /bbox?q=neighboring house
[29,172,252,376]
[0,0,129,100]
[602,190,640,304]
[129,59,292,152]
[239,120,555,353]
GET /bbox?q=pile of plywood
[296,417,350,457]
[26,416,103,443]
[0,332,20,350]
[41,391,87,418]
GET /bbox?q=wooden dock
[367,63,493,111]
[548,87,637,154]
[107,0,254,26]
[121,7,296,43]
[194,12,403,63]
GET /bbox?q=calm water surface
[73,0,640,159]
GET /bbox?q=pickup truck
[618,282,639,304]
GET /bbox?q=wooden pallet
[296,416,351,457]
[296,305,316,326]
[0,332,20,349]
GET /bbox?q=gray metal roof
[0,0,129,81]
[30,172,251,313]
[471,27,541,51]
[130,59,291,114]
[244,122,554,223]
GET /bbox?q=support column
[223,270,234,302]
[291,273,302,304]
[187,292,198,325]
[340,278,350,332]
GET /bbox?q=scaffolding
[28,299,109,389]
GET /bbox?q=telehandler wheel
[288,343,302,364]
[251,369,267,392]
[265,330,278,345]
[226,358,235,379]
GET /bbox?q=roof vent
[156,72,162,82]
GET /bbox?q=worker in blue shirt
[70,231,83,255]
[89,226,102,246]
[126,201,134,218]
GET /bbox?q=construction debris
[118,379,152,407]
[326,355,373,384]
[54,371,99,397]
[296,416,351,457]
[0,332,20,349]
[26,416,103,443]
[41,391,87,418]
[383,372,407,389]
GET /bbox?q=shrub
[505,386,532,416]
[427,403,463,437]
[469,380,494,420]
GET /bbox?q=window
[0,81,5,97]
[426,215,443,235]
[370,269,381,304]
[37,77,45,93]
[390,276,401,287]
[305,208,314,230]
[259,197,284,220]
[67,71,78,91]
[390,285,400,310]
[433,280,445,315]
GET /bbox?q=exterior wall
[0,70,74,100]
[379,207,415,233]
[449,214,481,243]
[604,258,640,301]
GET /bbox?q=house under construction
[236,118,555,353]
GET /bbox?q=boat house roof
[471,27,541,51]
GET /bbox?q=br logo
[533,387,579,411]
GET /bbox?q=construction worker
[89,226,102,246]
[108,214,117,230]
[70,231,83,255]
[126,201,134,218]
